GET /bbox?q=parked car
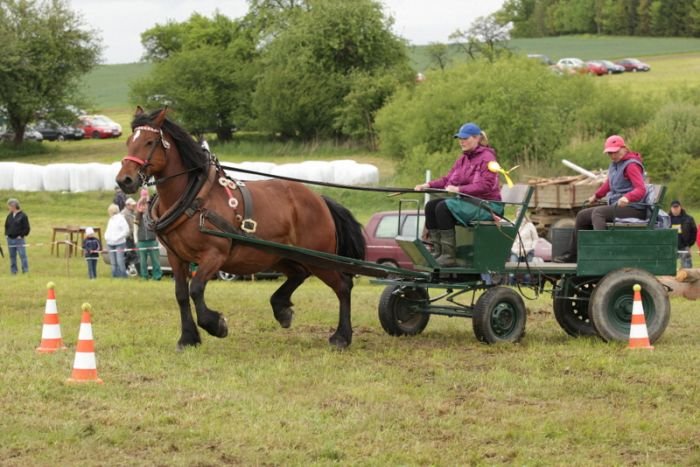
[101,241,279,280]
[585,60,608,76]
[615,58,650,72]
[555,57,586,74]
[364,210,425,271]
[76,115,122,139]
[0,125,43,142]
[35,120,85,141]
[527,54,553,65]
[598,60,625,74]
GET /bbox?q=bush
[634,102,700,183]
[375,57,598,167]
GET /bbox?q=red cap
[604,135,626,153]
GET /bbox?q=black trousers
[565,204,647,256]
[424,198,457,230]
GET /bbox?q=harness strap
[237,181,257,233]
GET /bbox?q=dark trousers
[565,204,646,256]
[424,199,457,230]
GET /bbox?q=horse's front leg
[171,259,201,350]
[189,262,228,339]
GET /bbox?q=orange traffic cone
[37,282,66,353]
[628,284,654,350]
[67,303,103,383]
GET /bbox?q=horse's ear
[153,106,168,128]
[135,106,144,117]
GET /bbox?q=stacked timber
[659,268,700,300]
[526,173,605,236]
[527,174,604,210]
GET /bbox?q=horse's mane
[131,109,209,171]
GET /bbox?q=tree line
[497,0,700,38]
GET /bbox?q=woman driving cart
[415,122,503,267]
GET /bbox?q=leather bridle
[122,125,171,185]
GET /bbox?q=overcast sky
[68,0,506,64]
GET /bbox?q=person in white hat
[82,227,102,279]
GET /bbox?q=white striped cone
[67,303,103,383]
[628,284,654,350]
[37,282,66,353]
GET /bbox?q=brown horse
[116,108,365,349]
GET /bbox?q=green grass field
[1,190,699,465]
[1,36,700,465]
[409,35,700,71]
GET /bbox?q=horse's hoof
[276,308,294,328]
[177,339,201,351]
[328,333,350,349]
[217,315,229,338]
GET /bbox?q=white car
[556,58,585,74]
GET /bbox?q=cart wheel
[553,277,598,337]
[588,268,670,343]
[377,285,430,336]
[473,286,526,344]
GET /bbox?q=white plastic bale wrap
[0,162,17,190]
[299,161,334,183]
[12,163,45,191]
[222,161,275,181]
[103,162,122,190]
[330,160,378,185]
[42,163,73,191]
[70,163,107,192]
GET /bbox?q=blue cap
[454,122,481,139]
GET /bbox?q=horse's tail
[322,196,366,260]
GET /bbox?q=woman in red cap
[554,135,647,263]
[415,122,502,267]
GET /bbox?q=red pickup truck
[363,210,425,270]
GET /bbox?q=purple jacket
[427,145,501,200]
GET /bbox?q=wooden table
[51,226,103,258]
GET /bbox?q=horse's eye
[145,140,154,146]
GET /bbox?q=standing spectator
[121,198,138,275]
[104,203,130,278]
[669,200,697,269]
[113,187,126,210]
[4,198,30,274]
[135,189,162,280]
[82,227,101,279]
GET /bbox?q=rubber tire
[588,268,670,343]
[378,285,430,336]
[552,277,599,337]
[473,286,527,344]
[91,131,100,139]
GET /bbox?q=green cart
[374,184,675,344]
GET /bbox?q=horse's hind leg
[270,264,310,328]
[313,269,354,349]
[189,264,228,339]
[172,260,201,350]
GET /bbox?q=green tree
[252,0,411,139]
[0,0,101,145]
[425,42,451,71]
[133,12,258,141]
[449,14,513,63]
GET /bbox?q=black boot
[428,229,442,258]
[436,229,457,267]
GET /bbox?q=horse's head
[116,106,172,194]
